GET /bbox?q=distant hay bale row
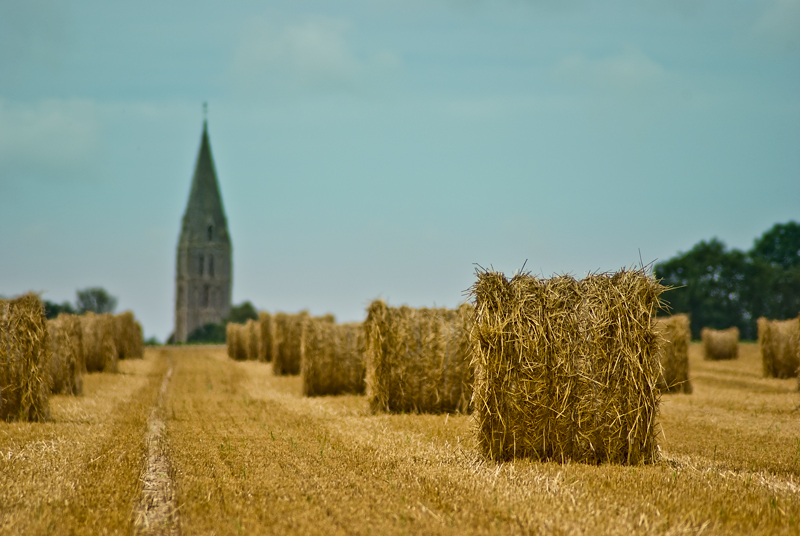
[655,314,692,394]
[470,268,664,465]
[272,312,312,376]
[758,317,800,379]
[302,320,366,397]
[0,293,51,422]
[701,327,739,361]
[115,311,143,360]
[82,312,119,373]
[258,312,275,362]
[364,300,473,414]
[47,314,84,396]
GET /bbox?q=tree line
[655,221,800,340]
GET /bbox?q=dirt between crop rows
[1,343,799,535]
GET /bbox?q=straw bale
[114,311,144,360]
[0,293,51,421]
[302,320,366,397]
[758,317,800,379]
[245,319,260,361]
[655,314,692,394]
[258,312,275,362]
[226,323,236,359]
[701,327,739,361]
[47,314,84,395]
[364,301,473,414]
[272,312,310,375]
[82,312,119,373]
[470,268,664,464]
[226,323,247,361]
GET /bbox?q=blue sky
[1,0,798,341]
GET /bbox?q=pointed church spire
[179,119,230,245]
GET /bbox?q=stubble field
[1,343,798,535]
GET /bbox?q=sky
[1,0,798,341]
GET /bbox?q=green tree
[44,300,76,319]
[655,239,750,339]
[225,301,258,324]
[76,287,118,314]
[750,221,800,269]
[187,323,226,344]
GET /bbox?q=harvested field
[1,343,798,534]
[702,327,740,361]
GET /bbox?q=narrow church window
[203,285,210,307]
[209,255,215,277]
[208,225,213,241]
[199,254,204,276]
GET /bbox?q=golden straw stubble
[0,293,51,421]
[470,268,664,464]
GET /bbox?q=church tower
[174,119,232,342]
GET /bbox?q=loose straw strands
[0,293,51,422]
[701,327,739,361]
[469,268,664,464]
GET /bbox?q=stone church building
[174,121,232,342]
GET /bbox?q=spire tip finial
[203,101,208,125]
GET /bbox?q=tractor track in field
[133,363,180,536]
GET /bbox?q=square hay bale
[47,314,84,395]
[470,268,664,464]
[226,323,247,361]
[272,312,311,376]
[258,312,275,362]
[655,314,692,394]
[114,311,144,360]
[758,317,800,379]
[0,293,51,422]
[302,320,366,397]
[82,312,119,373]
[364,300,473,414]
[701,327,739,361]
[245,318,260,361]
